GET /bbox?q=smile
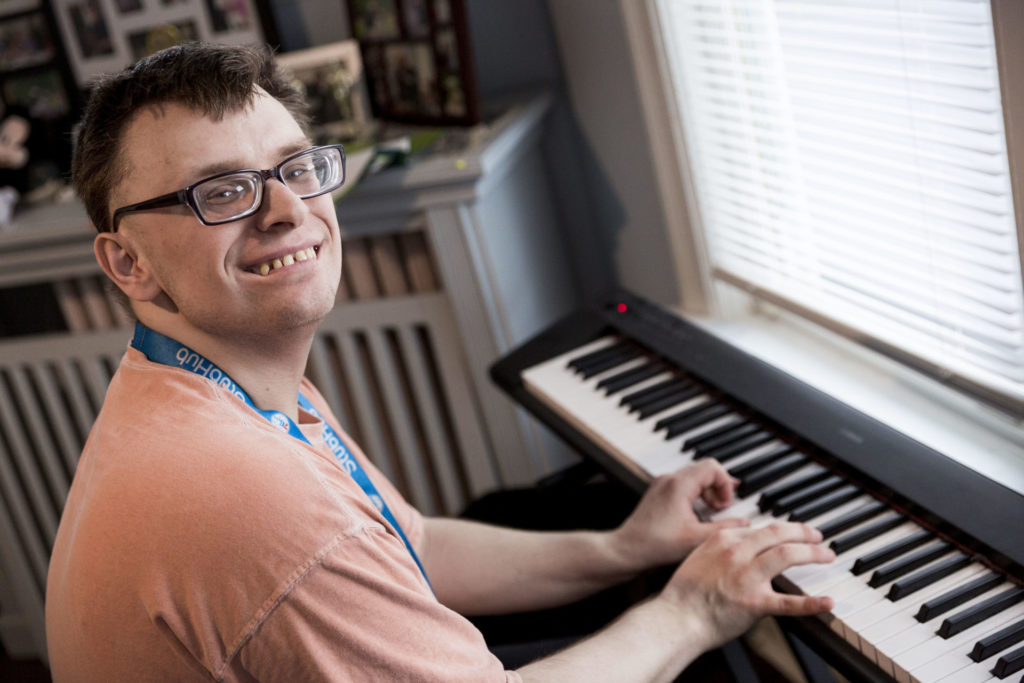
[248,246,318,276]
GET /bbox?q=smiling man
[45,43,833,682]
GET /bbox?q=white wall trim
[617,0,714,315]
[992,0,1024,293]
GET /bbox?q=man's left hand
[609,460,749,572]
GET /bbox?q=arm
[418,460,748,615]
[517,522,836,682]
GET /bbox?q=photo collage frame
[0,1,79,200]
[276,40,371,144]
[50,0,266,88]
[346,0,479,126]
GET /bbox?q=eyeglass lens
[193,147,344,224]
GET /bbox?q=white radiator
[0,291,497,662]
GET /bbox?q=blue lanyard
[130,323,431,589]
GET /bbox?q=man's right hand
[518,520,835,682]
[659,521,835,652]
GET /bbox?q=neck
[136,315,315,421]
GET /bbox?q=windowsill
[685,300,1024,497]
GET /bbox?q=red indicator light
[616,303,628,314]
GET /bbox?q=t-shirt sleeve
[229,527,522,682]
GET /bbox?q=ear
[94,232,163,302]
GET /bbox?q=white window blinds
[652,0,1024,413]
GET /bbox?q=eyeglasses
[109,144,346,232]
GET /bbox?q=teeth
[251,246,317,275]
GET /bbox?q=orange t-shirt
[46,347,519,682]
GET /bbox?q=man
[45,43,834,681]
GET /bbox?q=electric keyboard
[490,291,1024,683]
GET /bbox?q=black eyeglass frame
[108,144,346,232]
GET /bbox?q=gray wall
[284,0,672,307]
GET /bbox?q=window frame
[621,0,1024,404]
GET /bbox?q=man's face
[111,90,342,346]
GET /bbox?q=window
[645,0,1024,415]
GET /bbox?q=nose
[255,178,309,232]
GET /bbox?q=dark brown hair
[73,42,310,233]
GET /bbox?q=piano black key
[636,385,704,419]
[621,377,688,408]
[937,586,1024,638]
[739,452,810,498]
[788,484,861,522]
[830,512,906,555]
[916,571,1004,623]
[655,399,722,432]
[756,465,828,511]
[868,541,953,587]
[887,552,972,601]
[578,346,642,378]
[852,528,934,575]
[728,444,794,480]
[698,430,775,463]
[596,360,664,394]
[969,617,1024,662]
[687,421,760,453]
[992,643,1024,678]
[665,404,735,440]
[770,476,845,516]
[817,500,887,540]
[567,340,631,372]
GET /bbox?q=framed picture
[0,2,80,199]
[51,0,266,88]
[277,41,371,143]
[0,11,57,72]
[346,0,479,126]
[2,68,70,119]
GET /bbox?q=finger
[763,591,834,617]
[685,460,736,509]
[684,517,751,547]
[754,542,836,580]
[725,522,824,565]
[705,517,749,532]
[701,474,740,509]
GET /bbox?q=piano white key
[523,347,684,481]
[909,616,1016,683]
[856,564,988,662]
[932,647,1004,683]
[842,558,979,634]
[875,581,1016,677]
[613,403,760,478]
[709,462,824,524]
[830,548,961,645]
[783,522,923,593]
[832,542,951,608]
[893,601,1024,683]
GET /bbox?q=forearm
[517,595,708,683]
[419,517,641,615]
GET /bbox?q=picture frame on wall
[0,11,57,71]
[51,0,265,88]
[346,0,479,126]
[0,2,80,203]
[277,40,371,143]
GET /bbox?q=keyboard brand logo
[839,427,864,444]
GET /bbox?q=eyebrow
[186,139,314,185]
